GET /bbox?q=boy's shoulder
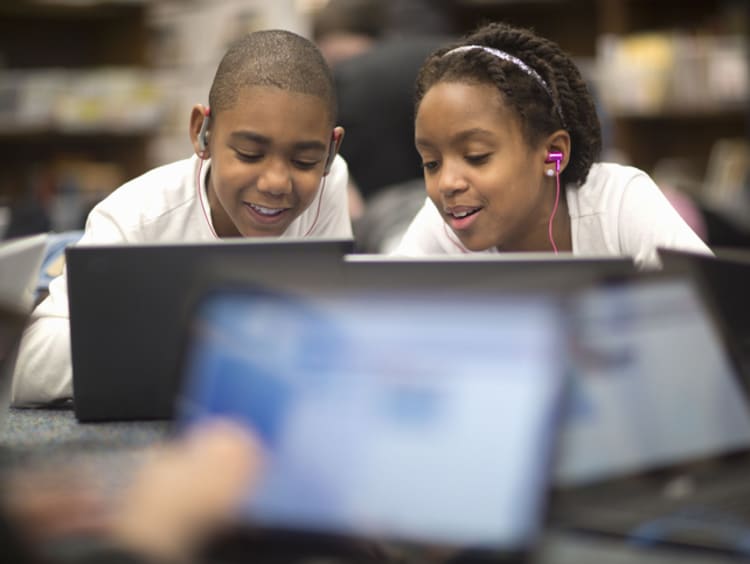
[92,157,198,221]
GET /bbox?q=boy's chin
[237,215,296,238]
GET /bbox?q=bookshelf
[0,1,162,233]
[455,0,748,189]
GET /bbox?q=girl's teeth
[251,204,283,216]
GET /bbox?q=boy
[12,29,351,405]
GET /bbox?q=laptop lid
[344,254,637,294]
[550,274,750,553]
[175,285,568,561]
[555,275,750,487]
[0,233,48,312]
[659,248,750,364]
[66,238,352,422]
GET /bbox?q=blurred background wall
[0,0,748,249]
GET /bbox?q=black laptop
[66,238,352,422]
[343,253,637,293]
[550,274,750,557]
[659,247,750,369]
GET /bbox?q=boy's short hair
[209,29,337,125]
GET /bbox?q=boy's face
[415,81,555,252]
[200,86,335,238]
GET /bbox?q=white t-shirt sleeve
[616,170,712,268]
[10,207,128,406]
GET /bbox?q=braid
[415,22,601,186]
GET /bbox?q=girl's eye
[466,153,490,164]
[422,161,439,171]
[235,151,262,163]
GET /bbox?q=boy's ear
[189,104,211,159]
[324,126,345,176]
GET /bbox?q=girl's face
[415,81,556,252]
[199,86,337,238]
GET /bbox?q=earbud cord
[196,156,327,239]
[548,170,561,254]
[196,157,218,239]
[304,175,326,237]
[444,171,560,255]
[443,221,469,253]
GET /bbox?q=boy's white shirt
[11,154,352,405]
[394,162,713,267]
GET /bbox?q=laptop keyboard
[551,463,750,555]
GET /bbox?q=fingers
[110,417,263,562]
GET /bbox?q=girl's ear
[189,104,211,159]
[543,129,571,172]
[324,126,346,176]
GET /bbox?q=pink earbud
[545,150,563,173]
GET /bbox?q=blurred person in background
[313,0,456,251]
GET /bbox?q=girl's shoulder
[581,162,651,190]
[571,162,657,214]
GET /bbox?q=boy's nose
[257,159,292,196]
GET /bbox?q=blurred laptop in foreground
[552,274,750,557]
[175,284,569,563]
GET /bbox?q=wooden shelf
[0,2,150,68]
[611,113,747,177]
[0,1,155,210]
[454,0,599,57]
[452,0,749,179]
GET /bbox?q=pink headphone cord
[547,170,561,254]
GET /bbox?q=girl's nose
[437,161,469,197]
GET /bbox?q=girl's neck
[497,193,572,253]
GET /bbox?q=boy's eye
[466,153,490,165]
[293,159,320,170]
[422,160,439,172]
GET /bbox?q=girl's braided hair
[415,22,601,187]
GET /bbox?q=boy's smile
[203,86,334,238]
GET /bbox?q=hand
[111,418,263,562]
[2,465,110,542]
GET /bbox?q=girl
[395,22,711,268]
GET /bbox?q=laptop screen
[0,233,47,312]
[555,277,750,487]
[177,287,567,553]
